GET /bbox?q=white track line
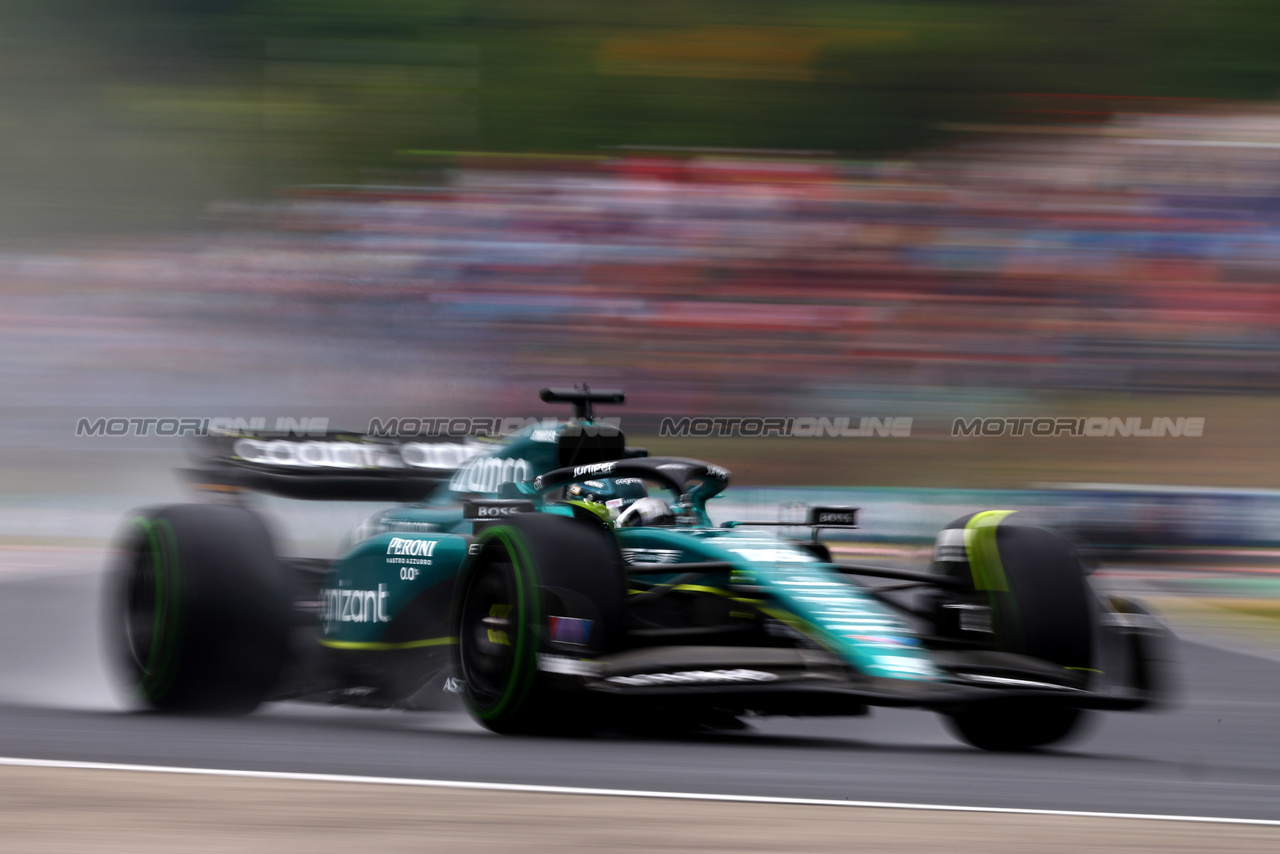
[0,756,1278,828]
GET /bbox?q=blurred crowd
[6,107,1280,417]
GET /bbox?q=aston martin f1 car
[111,388,1170,750]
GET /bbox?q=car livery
[110,387,1171,750]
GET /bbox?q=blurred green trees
[4,0,1280,234]
[214,0,1280,160]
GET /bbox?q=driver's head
[564,477,648,522]
[616,496,677,528]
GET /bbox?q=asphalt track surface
[0,566,1277,823]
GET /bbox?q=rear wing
[182,433,480,502]
[183,386,639,502]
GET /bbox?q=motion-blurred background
[7,1,1280,567]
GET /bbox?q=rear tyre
[454,514,625,735]
[112,504,290,714]
[940,518,1095,751]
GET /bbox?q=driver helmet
[616,496,677,528]
[564,477,648,522]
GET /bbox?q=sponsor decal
[463,499,536,519]
[399,566,420,581]
[605,669,779,687]
[230,437,481,471]
[808,506,856,526]
[320,584,390,631]
[548,616,593,646]
[704,465,730,480]
[620,548,682,565]
[398,442,484,470]
[386,537,439,558]
[475,505,518,517]
[572,462,616,477]
[474,504,523,517]
[234,439,402,469]
[449,456,533,494]
[231,438,479,471]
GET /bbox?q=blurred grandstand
[6,107,1280,421]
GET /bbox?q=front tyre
[939,517,1096,751]
[112,504,290,714]
[454,514,625,735]
[945,702,1084,752]
[456,550,533,728]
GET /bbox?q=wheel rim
[459,558,519,706]
[124,545,158,677]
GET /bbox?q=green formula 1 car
[110,388,1170,750]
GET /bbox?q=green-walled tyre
[453,513,625,735]
[111,504,290,714]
